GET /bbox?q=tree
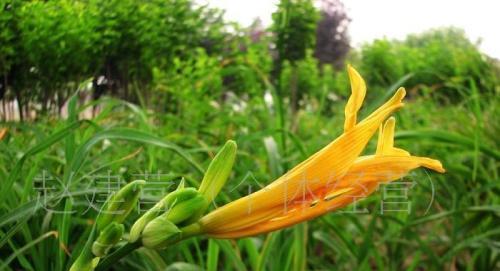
[271,0,319,114]
[314,0,350,69]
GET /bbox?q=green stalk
[96,224,202,271]
[95,242,142,271]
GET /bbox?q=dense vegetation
[0,0,499,270]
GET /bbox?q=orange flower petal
[207,154,443,238]
[199,89,405,233]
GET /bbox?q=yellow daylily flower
[197,65,444,239]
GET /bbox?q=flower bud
[96,180,145,231]
[197,140,237,211]
[129,188,198,242]
[166,194,207,225]
[141,216,180,249]
[91,222,124,257]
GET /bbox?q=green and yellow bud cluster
[71,140,237,270]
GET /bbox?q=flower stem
[95,225,202,271]
[95,241,141,271]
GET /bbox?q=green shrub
[360,27,498,102]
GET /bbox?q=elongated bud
[129,188,198,242]
[198,140,237,210]
[96,180,145,231]
[142,216,181,249]
[91,222,124,257]
[163,187,199,206]
[167,194,207,224]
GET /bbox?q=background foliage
[0,0,499,270]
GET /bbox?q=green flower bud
[129,188,198,242]
[166,194,207,225]
[198,140,237,211]
[162,187,199,206]
[142,216,181,249]
[96,180,145,231]
[166,195,207,224]
[92,222,124,257]
[128,204,162,243]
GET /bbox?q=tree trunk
[1,99,5,121]
[1,74,6,121]
[290,64,299,132]
[15,90,23,122]
[290,64,298,114]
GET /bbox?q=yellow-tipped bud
[129,188,198,242]
[96,180,145,231]
[91,222,124,257]
[141,216,181,249]
[198,140,237,211]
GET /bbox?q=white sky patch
[199,0,500,59]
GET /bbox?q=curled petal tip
[344,65,367,131]
[432,161,446,174]
[396,87,406,100]
[420,157,446,173]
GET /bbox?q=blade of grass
[257,231,280,271]
[1,121,85,203]
[291,223,307,271]
[0,216,30,249]
[469,79,482,182]
[240,238,260,271]
[68,128,204,183]
[215,240,247,271]
[206,239,220,271]
[0,231,58,270]
[395,130,499,160]
[366,73,414,113]
[58,91,79,271]
[442,228,500,263]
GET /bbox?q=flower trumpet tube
[197,66,445,239]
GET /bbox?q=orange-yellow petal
[207,184,377,238]
[344,65,367,132]
[376,117,410,156]
[199,89,405,232]
[206,154,444,238]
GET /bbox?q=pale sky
[199,0,500,59]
